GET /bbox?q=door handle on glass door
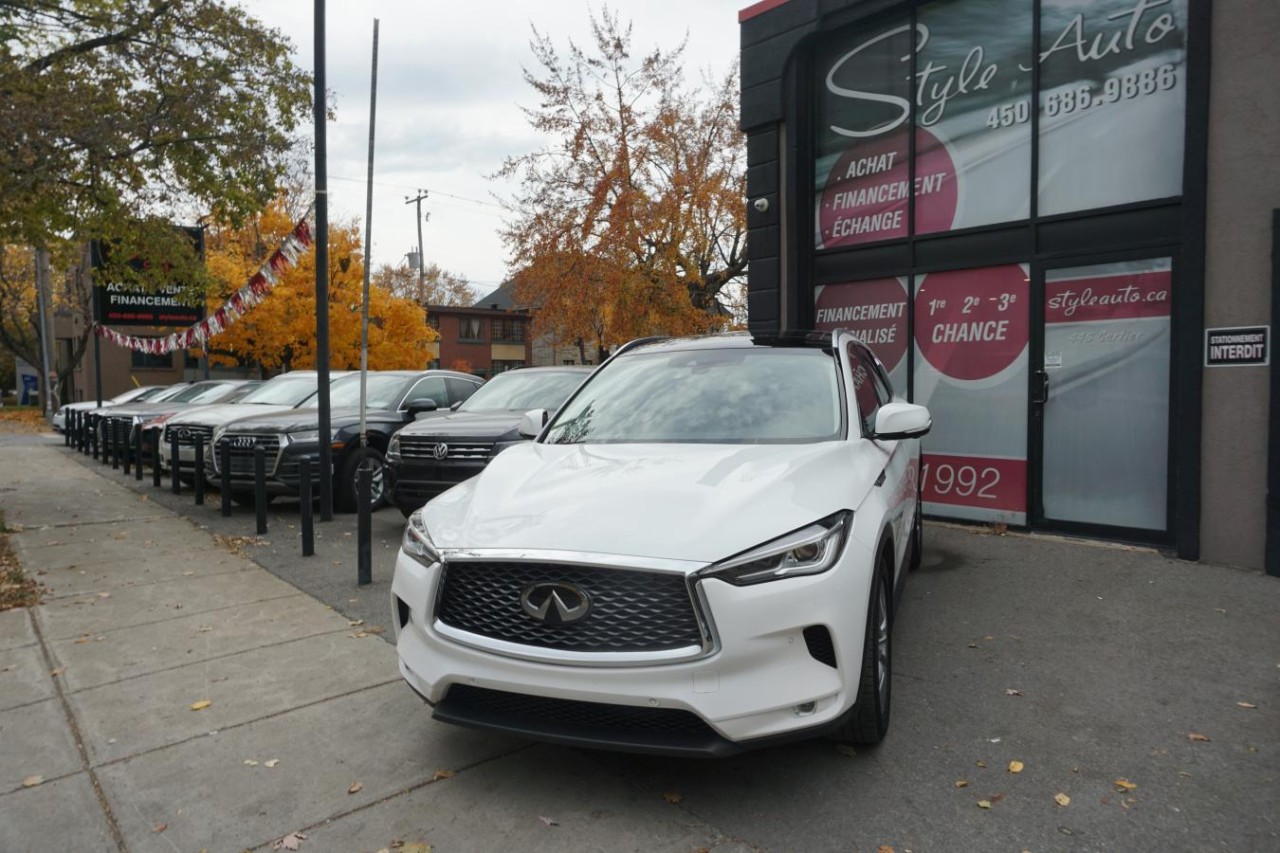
[1033,370,1050,404]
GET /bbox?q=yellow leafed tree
[203,201,436,372]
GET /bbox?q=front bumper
[389,541,876,755]
[386,456,488,513]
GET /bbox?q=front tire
[336,447,386,513]
[832,557,892,745]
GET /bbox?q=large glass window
[913,264,1030,523]
[814,277,909,391]
[1037,0,1188,215]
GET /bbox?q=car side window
[403,377,448,409]
[446,377,481,405]
[848,344,889,437]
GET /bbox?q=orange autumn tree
[203,202,436,372]
[498,10,747,360]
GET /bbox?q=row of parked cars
[57,366,594,513]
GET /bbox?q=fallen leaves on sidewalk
[0,523,43,611]
[1055,793,1071,807]
[538,816,558,827]
[662,791,683,804]
[272,832,306,850]
[1007,760,1024,774]
[1114,778,1138,792]
[430,769,455,782]
[265,759,280,768]
[1187,732,1210,742]
[189,699,212,711]
[1236,702,1256,710]
[22,775,43,788]
[152,823,167,833]
[348,782,363,794]
[1005,688,1023,696]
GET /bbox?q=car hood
[220,406,362,433]
[168,403,297,429]
[422,440,882,565]
[399,410,524,438]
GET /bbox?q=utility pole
[405,190,428,304]
[34,248,56,420]
[314,0,334,521]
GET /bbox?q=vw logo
[230,436,255,448]
[520,582,591,625]
[433,442,449,460]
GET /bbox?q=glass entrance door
[1034,258,1173,535]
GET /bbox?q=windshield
[459,371,587,413]
[543,348,842,445]
[238,375,320,406]
[111,387,153,404]
[149,384,193,402]
[329,374,412,410]
[166,382,234,403]
[132,387,169,402]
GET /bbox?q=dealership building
[738,0,1278,573]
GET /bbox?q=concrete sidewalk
[0,442,740,852]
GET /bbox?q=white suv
[390,331,930,755]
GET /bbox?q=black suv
[208,370,482,511]
[385,366,593,516]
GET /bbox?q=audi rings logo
[433,442,449,460]
[229,436,255,448]
[520,582,591,625]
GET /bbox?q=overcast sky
[245,1,748,298]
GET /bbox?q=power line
[328,174,511,211]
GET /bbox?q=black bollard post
[64,414,71,446]
[90,416,99,460]
[124,428,134,476]
[254,445,268,535]
[70,411,79,450]
[299,456,314,557]
[220,442,232,517]
[103,420,113,467]
[357,460,371,586]
[135,428,144,481]
[193,435,205,505]
[111,424,121,470]
[152,432,163,487]
[170,431,181,494]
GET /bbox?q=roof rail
[606,336,669,361]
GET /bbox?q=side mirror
[518,408,550,439]
[406,399,438,416]
[873,402,931,440]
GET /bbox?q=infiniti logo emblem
[433,442,449,460]
[520,582,591,625]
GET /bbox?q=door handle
[1032,370,1050,404]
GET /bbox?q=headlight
[701,511,851,586]
[212,425,227,444]
[401,508,440,567]
[387,434,401,457]
[283,429,341,445]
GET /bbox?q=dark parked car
[385,366,593,516]
[207,370,483,511]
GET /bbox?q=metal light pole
[314,0,333,521]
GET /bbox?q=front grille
[213,434,281,477]
[103,416,132,448]
[437,684,720,748]
[166,423,214,446]
[400,435,493,460]
[436,561,702,653]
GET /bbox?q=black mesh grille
[440,684,716,739]
[436,561,702,652]
[803,625,837,668]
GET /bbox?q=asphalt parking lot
[2,429,1278,852]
